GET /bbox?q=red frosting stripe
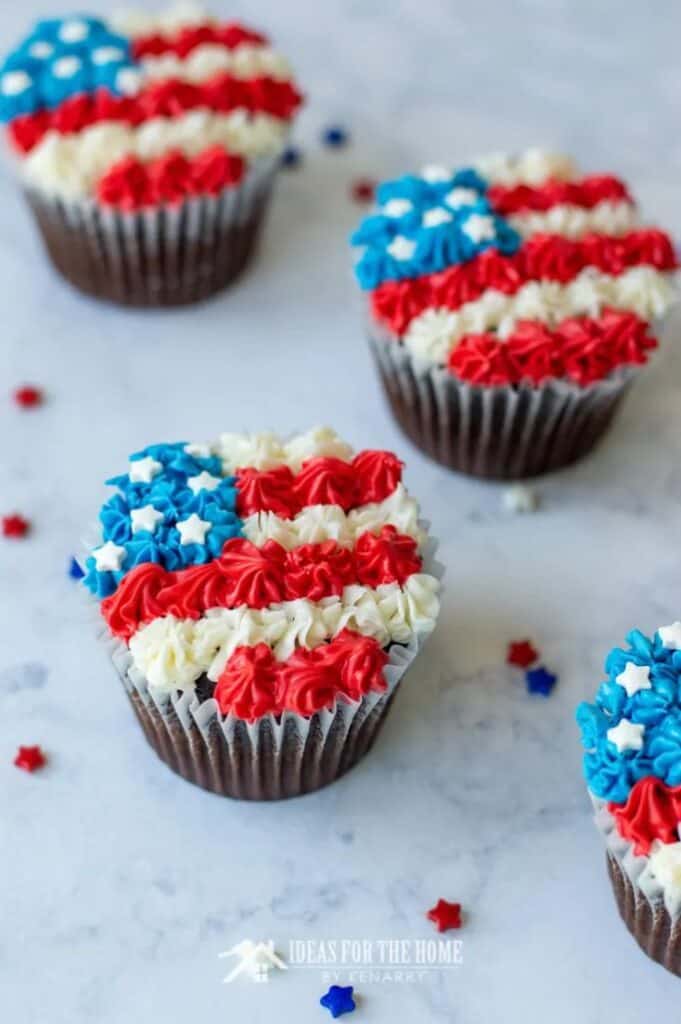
[97,148,246,210]
[370,231,678,336]
[235,451,404,519]
[487,175,632,215]
[132,23,269,60]
[447,309,656,387]
[9,74,304,154]
[609,776,681,856]
[101,529,423,640]
[213,629,389,721]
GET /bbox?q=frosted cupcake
[351,148,677,479]
[0,5,302,305]
[83,428,441,800]
[577,623,681,976]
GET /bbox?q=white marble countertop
[2,0,681,1020]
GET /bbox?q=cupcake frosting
[577,625,681,914]
[0,4,302,206]
[84,428,440,722]
[352,148,677,388]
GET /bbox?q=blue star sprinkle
[281,145,302,169]
[68,556,84,580]
[320,985,356,1018]
[526,666,558,697]
[322,125,348,148]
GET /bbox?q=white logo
[218,940,287,984]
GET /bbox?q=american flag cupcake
[351,149,677,479]
[0,5,302,305]
[82,428,442,800]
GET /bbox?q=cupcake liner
[607,854,681,976]
[87,526,443,801]
[368,325,635,480]
[22,154,280,307]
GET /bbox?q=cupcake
[351,148,677,479]
[82,428,442,800]
[576,623,681,976]
[0,5,302,305]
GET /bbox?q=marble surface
[2,0,681,1020]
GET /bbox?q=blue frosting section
[350,167,521,290]
[0,15,137,123]
[84,443,244,599]
[576,629,681,804]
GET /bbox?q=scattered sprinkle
[351,178,376,203]
[426,898,462,932]
[281,145,302,169]
[12,384,44,408]
[14,745,46,773]
[68,556,85,580]
[526,666,558,697]
[322,125,349,148]
[503,484,538,514]
[320,985,356,1018]
[507,640,539,669]
[2,514,30,538]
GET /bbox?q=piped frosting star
[320,985,356,1018]
[607,718,645,753]
[427,898,462,932]
[659,622,681,651]
[130,504,165,535]
[615,662,652,698]
[94,540,126,571]
[129,456,162,484]
[176,513,211,546]
[187,471,221,495]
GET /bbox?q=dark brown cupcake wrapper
[23,154,279,307]
[368,327,635,480]
[607,853,681,977]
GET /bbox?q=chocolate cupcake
[82,428,442,800]
[351,148,677,479]
[0,6,302,305]
[577,623,681,976]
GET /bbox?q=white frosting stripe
[215,426,355,473]
[403,267,676,364]
[128,575,442,691]
[509,200,637,240]
[140,43,292,84]
[110,5,217,38]
[474,148,578,186]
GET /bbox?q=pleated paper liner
[23,153,280,307]
[368,325,635,480]
[607,854,681,977]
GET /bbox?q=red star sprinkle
[427,899,462,932]
[351,178,376,203]
[12,385,44,408]
[507,640,539,668]
[2,514,30,539]
[14,745,46,773]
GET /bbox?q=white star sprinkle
[462,213,496,244]
[607,718,645,753]
[2,71,31,96]
[94,541,126,572]
[28,41,54,60]
[129,456,162,484]
[52,56,82,79]
[92,46,126,65]
[177,514,211,546]
[116,67,143,97]
[382,199,413,218]
[659,622,681,650]
[59,18,89,43]
[616,662,652,698]
[445,187,479,209]
[422,207,453,228]
[421,164,450,183]
[130,505,165,535]
[387,236,417,261]
[187,471,221,495]
[184,442,212,459]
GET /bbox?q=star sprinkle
[659,622,681,651]
[128,456,162,484]
[382,198,413,218]
[351,178,376,203]
[421,164,450,183]
[502,484,538,514]
[320,985,356,1018]
[2,514,30,538]
[281,145,302,168]
[322,125,348,148]
[387,236,417,261]
[423,206,453,228]
[507,640,539,669]
[187,471,221,495]
[93,540,126,572]
[130,504,165,534]
[462,213,496,243]
[184,442,212,459]
[607,718,645,753]
[616,662,652,698]
[445,187,479,209]
[12,384,44,408]
[14,745,46,773]
[68,556,84,580]
[427,899,462,932]
[177,513,211,546]
[525,666,557,696]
